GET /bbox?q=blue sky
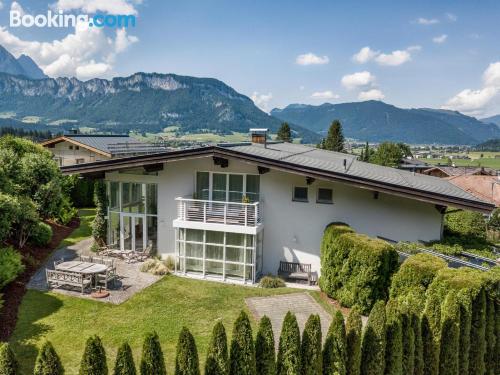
[0,0,499,117]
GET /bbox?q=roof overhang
[60,146,495,213]
[41,136,112,157]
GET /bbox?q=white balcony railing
[175,197,262,227]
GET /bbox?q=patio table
[55,261,108,288]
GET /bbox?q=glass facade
[195,172,260,203]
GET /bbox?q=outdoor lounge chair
[129,244,154,263]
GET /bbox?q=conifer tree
[384,304,402,375]
[301,314,322,375]
[323,310,347,375]
[320,120,345,152]
[484,296,495,375]
[421,315,438,375]
[113,342,136,375]
[254,316,275,375]
[175,327,200,375]
[439,292,460,375]
[229,311,255,375]
[346,307,362,375]
[468,289,486,375]
[205,321,229,375]
[360,301,386,375]
[34,341,64,375]
[0,343,18,375]
[400,312,414,375]
[140,332,166,375]
[277,311,301,375]
[79,335,108,375]
[276,123,292,143]
[412,314,423,375]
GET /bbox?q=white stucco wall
[47,141,110,166]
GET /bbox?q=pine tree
[0,343,18,375]
[229,311,256,375]
[412,314,423,375]
[79,335,108,375]
[276,123,292,143]
[205,321,229,375]
[421,315,438,375]
[468,289,486,375]
[301,314,322,375]
[363,142,371,162]
[323,310,347,375]
[254,316,275,375]
[360,301,386,375]
[140,332,166,375]
[34,341,64,375]
[320,120,345,152]
[346,307,362,375]
[439,292,460,375]
[113,342,136,375]
[277,311,301,375]
[175,327,200,375]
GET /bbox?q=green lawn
[10,276,308,374]
[57,208,95,249]
[425,157,500,169]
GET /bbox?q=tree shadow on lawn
[9,290,63,374]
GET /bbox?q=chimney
[250,128,269,147]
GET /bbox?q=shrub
[254,316,275,375]
[468,288,486,375]
[113,342,136,375]
[412,314,423,375]
[0,193,19,242]
[277,311,301,375]
[57,196,78,225]
[360,301,386,375]
[34,341,64,375]
[345,307,362,375]
[79,335,107,375]
[323,310,347,375]
[175,327,200,375]
[438,291,460,375]
[301,314,322,375]
[258,275,286,288]
[484,297,495,375]
[0,247,24,290]
[229,311,255,375]
[205,321,229,375]
[30,222,53,246]
[320,224,398,314]
[140,259,169,276]
[0,342,18,375]
[400,312,414,375]
[92,181,107,246]
[12,196,39,248]
[384,303,402,375]
[421,315,438,375]
[140,332,166,375]
[444,209,486,239]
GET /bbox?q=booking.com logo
[10,10,136,28]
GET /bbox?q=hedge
[323,310,347,375]
[140,332,166,375]
[301,314,322,375]
[438,291,460,375]
[384,302,402,375]
[229,311,255,375]
[345,307,362,375]
[421,315,438,375]
[360,301,386,375]
[34,341,64,375]
[0,343,18,375]
[444,209,486,239]
[320,224,399,314]
[277,311,301,375]
[175,327,200,375]
[205,322,229,375]
[254,316,275,375]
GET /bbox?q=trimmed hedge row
[320,223,399,314]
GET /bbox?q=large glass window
[228,175,244,202]
[212,173,227,201]
[109,182,120,211]
[109,212,120,249]
[196,172,209,200]
[195,172,260,203]
[122,182,145,213]
[246,175,260,203]
[147,184,158,214]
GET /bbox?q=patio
[28,238,160,304]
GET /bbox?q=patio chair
[79,255,92,263]
[131,244,154,262]
[96,269,117,290]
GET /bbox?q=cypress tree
[468,288,486,375]
[458,298,471,375]
[400,312,414,375]
[411,314,423,375]
[205,321,229,375]
[114,342,136,375]
[34,341,64,375]
[79,335,108,375]
[360,301,386,375]
[140,332,166,375]
[254,316,275,375]
[384,303,402,375]
[323,310,347,375]
[484,296,495,375]
[301,314,322,375]
[421,315,438,375]
[346,307,362,375]
[276,123,292,143]
[439,292,460,375]
[0,343,18,375]
[229,311,256,375]
[277,311,301,375]
[175,327,200,375]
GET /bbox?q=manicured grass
[10,276,305,374]
[425,157,500,169]
[57,208,95,249]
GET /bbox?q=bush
[484,297,496,375]
[229,311,255,375]
[438,291,460,375]
[277,311,301,375]
[0,193,19,242]
[30,222,53,246]
[468,288,486,375]
[412,314,423,375]
[301,314,322,375]
[444,209,486,239]
[68,176,95,208]
[34,341,64,375]
[258,275,286,288]
[57,196,78,225]
[175,327,200,375]
[345,307,362,375]
[254,316,275,375]
[400,312,414,375]
[0,342,18,375]
[360,301,386,375]
[323,310,346,375]
[0,247,24,289]
[205,321,229,375]
[140,259,170,276]
[421,315,438,375]
[384,303,402,375]
[320,224,399,314]
[140,332,166,375]
[79,335,107,375]
[113,342,136,375]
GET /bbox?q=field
[425,157,500,169]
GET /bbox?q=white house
[62,132,494,284]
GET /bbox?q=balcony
[173,197,263,234]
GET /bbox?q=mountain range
[482,115,500,127]
[0,45,47,79]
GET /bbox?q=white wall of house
[47,141,109,166]
[106,155,443,277]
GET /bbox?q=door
[120,213,146,251]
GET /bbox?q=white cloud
[311,91,339,100]
[295,53,329,66]
[358,89,385,101]
[483,62,500,88]
[10,1,26,16]
[446,13,457,22]
[433,34,448,44]
[251,92,273,113]
[352,47,379,64]
[54,0,139,15]
[0,2,3,10]
[416,17,439,25]
[341,71,376,90]
[352,46,420,66]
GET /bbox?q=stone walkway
[246,292,332,344]
[28,238,160,304]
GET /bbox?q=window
[196,172,260,203]
[75,146,80,150]
[69,145,73,150]
[317,188,333,204]
[76,158,85,164]
[293,187,308,202]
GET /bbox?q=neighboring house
[398,158,431,174]
[422,166,497,178]
[41,134,167,166]
[61,131,494,284]
[446,175,500,207]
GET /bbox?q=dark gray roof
[66,135,167,156]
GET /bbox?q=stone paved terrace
[245,292,332,344]
[28,238,160,304]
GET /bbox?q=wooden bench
[46,269,92,294]
[277,261,313,285]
